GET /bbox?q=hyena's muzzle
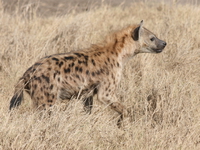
[153,38,167,53]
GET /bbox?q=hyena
[10,21,166,124]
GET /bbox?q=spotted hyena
[10,21,166,124]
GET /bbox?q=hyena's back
[10,50,104,110]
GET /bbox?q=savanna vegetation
[0,0,200,149]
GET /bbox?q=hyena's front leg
[83,96,93,114]
[97,86,128,127]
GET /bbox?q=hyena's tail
[9,78,25,110]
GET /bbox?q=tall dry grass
[0,1,200,149]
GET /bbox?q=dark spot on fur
[79,67,82,73]
[111,64,113,68]
[84,61,88,66]
[111,73,114,79]
[50,84,53,90]
[47,67,51,71]
[84,55,88,60]
[59,61,64,68]
[52,57,59,61]
[33,84,37,89]
[26,66,33,72]
[113,39,118,49]
[107,58,110,62]
[78,60,82,64]
[54,73,56,79]
[42,104,45,107]
[106,70,109,75]
[58,77,60,82]
[94,52,102,57]
[48,100,53,103]
[64,56,74,60]
[91,59,96,66]
[46,60,51,65]
[44,92,50,97]
[75,66,79,71]
[69,62,75,68]
[86,70,90,75]
[71,62,75,67]
[53,71,60,79]
[97,52,102,56]
[35,77,42,83]
[100,68,104,74]
[96,70,101,75]
[35,63,43,66]
[76,74,80,79]
[117,62,120,67]
[42,74,50,83]
[92,72,95,77]
[64,68,70,73]
[74,53,82,57]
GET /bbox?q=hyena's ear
[132,20,144,41]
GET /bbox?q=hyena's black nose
[162,41,167,47]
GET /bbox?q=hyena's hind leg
[29,83,58,111]
[56,87,76,111]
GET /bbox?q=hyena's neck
[104,30,139,66]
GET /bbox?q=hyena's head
[132,20,167,53]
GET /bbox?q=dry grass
[0,1,200,149]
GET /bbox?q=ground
[2,0,200,17]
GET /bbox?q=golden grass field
[0,0,200,149]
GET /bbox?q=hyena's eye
[150,37,155,41]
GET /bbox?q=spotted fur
[10,21,166,125]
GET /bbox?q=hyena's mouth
[153,41,167,53]
[153,49,163,53]
[149,48,163,53]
